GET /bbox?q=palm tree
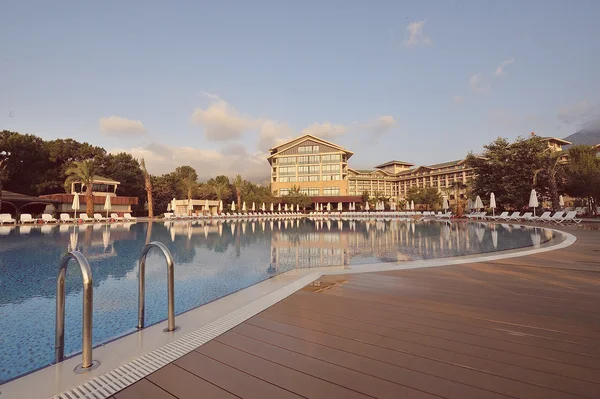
[447,180,467,216]
[140,158,153,218]
[233,174,244,210]
[175,166,198,215]
[64,160,96,217]
[211,181,230,201]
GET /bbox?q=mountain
[563,129,600,146]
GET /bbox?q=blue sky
[1,0,599,181]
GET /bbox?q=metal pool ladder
[137,241,179,332]
[55,251,100,373]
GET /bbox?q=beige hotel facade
[268,134,572,207]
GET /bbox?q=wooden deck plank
[146,363,238,399]
[258,310,592,398]
[231,322,512,399]
[175,350,302,399]
[195,340,373,399]
[268,300,600,382]
[113,379,176,399]
[215,330,438,399]
[278,293,600,369]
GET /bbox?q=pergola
[0,190,58,217]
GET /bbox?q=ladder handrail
[137,241,178,332]
[55,250,99,372]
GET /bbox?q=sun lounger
[20,214,38,224]
[41,214,58,223]
[547,211,564,223]
[500,212,521,221]
[519,212,533,221]
[529,211,551,222]
[487,211,508,221]
[60,213,75,223]
[0,213,16,225]
[79,214,93,223]
[124,213,137,221]
[111,213,124,221]
[94,213,108,222]
[554,211,582,224]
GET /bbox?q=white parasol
[104,195,112,219]
[529,189,539,217]
[72,192,80,220]
[489,192,496,216]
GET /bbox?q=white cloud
[453,96,464,104]
[99,116,147,137]
[493,58,515,77]
[404,21,432,47]
[362,115,397,138]
[557,100,599,125]
[258,120,294,151]
[111,142,270,182]
[301,121,347,138]
[470,73,490,94]
[190,99,258,141]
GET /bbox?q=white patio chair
[41,214,58,223]
[111,213,124,221]
[124,213,138,221]
[94,213,108,222]
[0,213,16,225]
[554,211,582,224]
[20,214,38,224]
[59,213,75,223]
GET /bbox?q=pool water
[0,219,553,383]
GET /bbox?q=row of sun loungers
[461,211,582,224]
[0,213,137,224]
[163,212,304,220]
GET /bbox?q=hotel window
[299,188,310,195]
[279,176,297,182]
[309,155,320,163]
[308,165,320,174]
[321,164,340,173]
[309,175,319,182]
[297,176,309,182]
[279,166,296,176]
[321,154,341,163]
[279,189,290,196]
[322,175,341,181]
[298,166,309,175]
[309,188,319,196]
[279,157,296,165]
[297,156,309,164]
[323,187,340,196]
[298,145,319,154]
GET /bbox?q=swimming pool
[0,219,554,383]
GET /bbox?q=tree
[95,152,146,213]
[175,166,198,214]
[282,186,311,210]
[141,158,153,217]
[406,186,442,210]
[233,174,244,210]
[564,145,600,214]
[151,173,179,214]
[64,160,96,217]
[466,136,558,210]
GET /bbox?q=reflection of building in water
[269,230,350,272]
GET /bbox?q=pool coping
[0,225,577,399]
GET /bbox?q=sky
[1,0,600,182]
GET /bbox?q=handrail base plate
[74,360,101,374]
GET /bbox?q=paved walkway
[112,227,600,399]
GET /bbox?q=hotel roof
[374,160,415,168]
[267,134,354,158]
[538,136,572,145]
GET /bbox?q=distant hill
[563,129,600,146]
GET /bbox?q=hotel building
[268,134,573,207]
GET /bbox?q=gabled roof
[538,136,572,145]
[425,159,464,169]
[267,134,354,158]
[374,160,414,169]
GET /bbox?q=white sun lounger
[553,211,581,224]
[111,213,124,221]
[20,214,38,224]
[41,214,58,223]
[0,213,16,225]
[94,213,108,222]
[487,211,508,221]
[79,214,94,223]
[124,213,137,221]
[547,211,565,223]
[60,213,76,223]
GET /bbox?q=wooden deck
[112,227,600,399]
